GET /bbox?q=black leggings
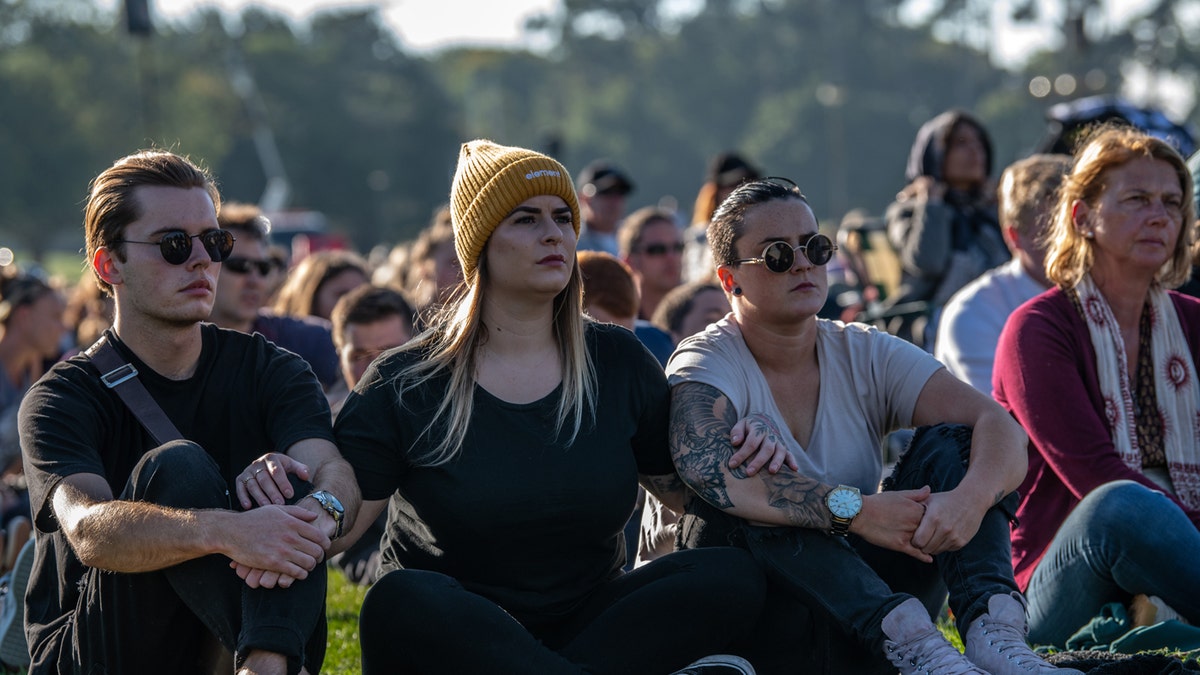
[359,546,764,675]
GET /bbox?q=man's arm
[670,381,933,560]
[52,473,327,578]
[286,438,362,541]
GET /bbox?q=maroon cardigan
[993,286,1200,590]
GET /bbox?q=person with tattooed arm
[667,178,1083,675]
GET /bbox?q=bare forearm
[959,410,1028,508]
[63,499,228,572]
[309,455,362,533]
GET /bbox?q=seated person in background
[936,154,1070,392]
[994,126,1200,646]
[401,206,463,328]
[651,281,730,346]
[19,150,359,675]
[335,140,768,675]
[326,284,414,585]
[618,206,685,322]
[670,177,1081,675]
[578,251,674,366]
[683,152,762,284]
[209,203,340,390]
[886,110,1009,347]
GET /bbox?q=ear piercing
[732,287,743,296]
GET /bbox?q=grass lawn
[324,570,368,674]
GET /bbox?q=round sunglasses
[117,229,235,266]
[732,233,837,272]
[223,256,274,277]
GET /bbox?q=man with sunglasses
[619,206,686,323]
[18,150,360,675]
[210,203,340,391]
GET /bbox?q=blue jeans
[678,424,1020,675]
[1024,480,1200,647]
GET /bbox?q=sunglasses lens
[158,232,193,265]
[201,230,235,262]
[805,234,834,266]
[762,242,794,273]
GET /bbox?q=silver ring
[242,476,253,485]
[254,468,265,476]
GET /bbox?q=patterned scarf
[1077,274,1200,509]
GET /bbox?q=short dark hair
[330,284,415,351]
[84,150,220,294]
[0,268,54,326]
[651,281,722,335]
[707,179,812,267]
[217,202,270,242]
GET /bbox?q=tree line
[1,0,1195,259]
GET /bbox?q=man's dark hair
[330,284,416,351]
[217,202,270,242]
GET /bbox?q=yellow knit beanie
[450,140,580,281]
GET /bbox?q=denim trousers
[678,424,1020,675]
[1024,479,1200,647]
[358,546,765,675]
[59,440,326,675]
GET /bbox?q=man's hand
[910,488,987,556]
[220,505,328,588]
[850,487,932,563]
[728,413,799,476]
[235,453,311,509]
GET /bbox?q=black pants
[52,440,327,675]
[358,546,765,675]
[678,424,1021,675]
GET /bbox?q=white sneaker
[882,598,987,674]
[669,654,756,674]
[963,593,1085,674]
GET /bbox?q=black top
[19,325,333,658]
[335,322,672,622]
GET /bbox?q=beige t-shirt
[666,316,942,494]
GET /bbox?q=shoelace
[975,616,1052,670]
[885,629,985,674]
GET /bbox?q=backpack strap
[84,335,183,445]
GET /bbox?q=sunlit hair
[272,250,369,320]
[998,154,1071,242]
[84,150,220,295]
[708,178,814,268]
[1044,125,1197,289]
[578,251,639,319]
[217,202,270,242]
[389,207,596,467]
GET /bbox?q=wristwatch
[825,485,862,537]
[307,490,345,540]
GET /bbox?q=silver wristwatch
[307,490,345,540]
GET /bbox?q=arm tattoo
[670,382,833,529]
[670,382,739,508]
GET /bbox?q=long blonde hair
[1044,125,1196,290]
[391,248,596,467]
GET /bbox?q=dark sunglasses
[733,233,837,271]
[640,242,685,256]
[118,229,235,265]
[223,256,274,277]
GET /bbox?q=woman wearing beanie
[334,140,768,674]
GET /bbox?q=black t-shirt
[334,322,672,623]
[19,324,333,661]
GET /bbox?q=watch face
[828,487,862,519]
